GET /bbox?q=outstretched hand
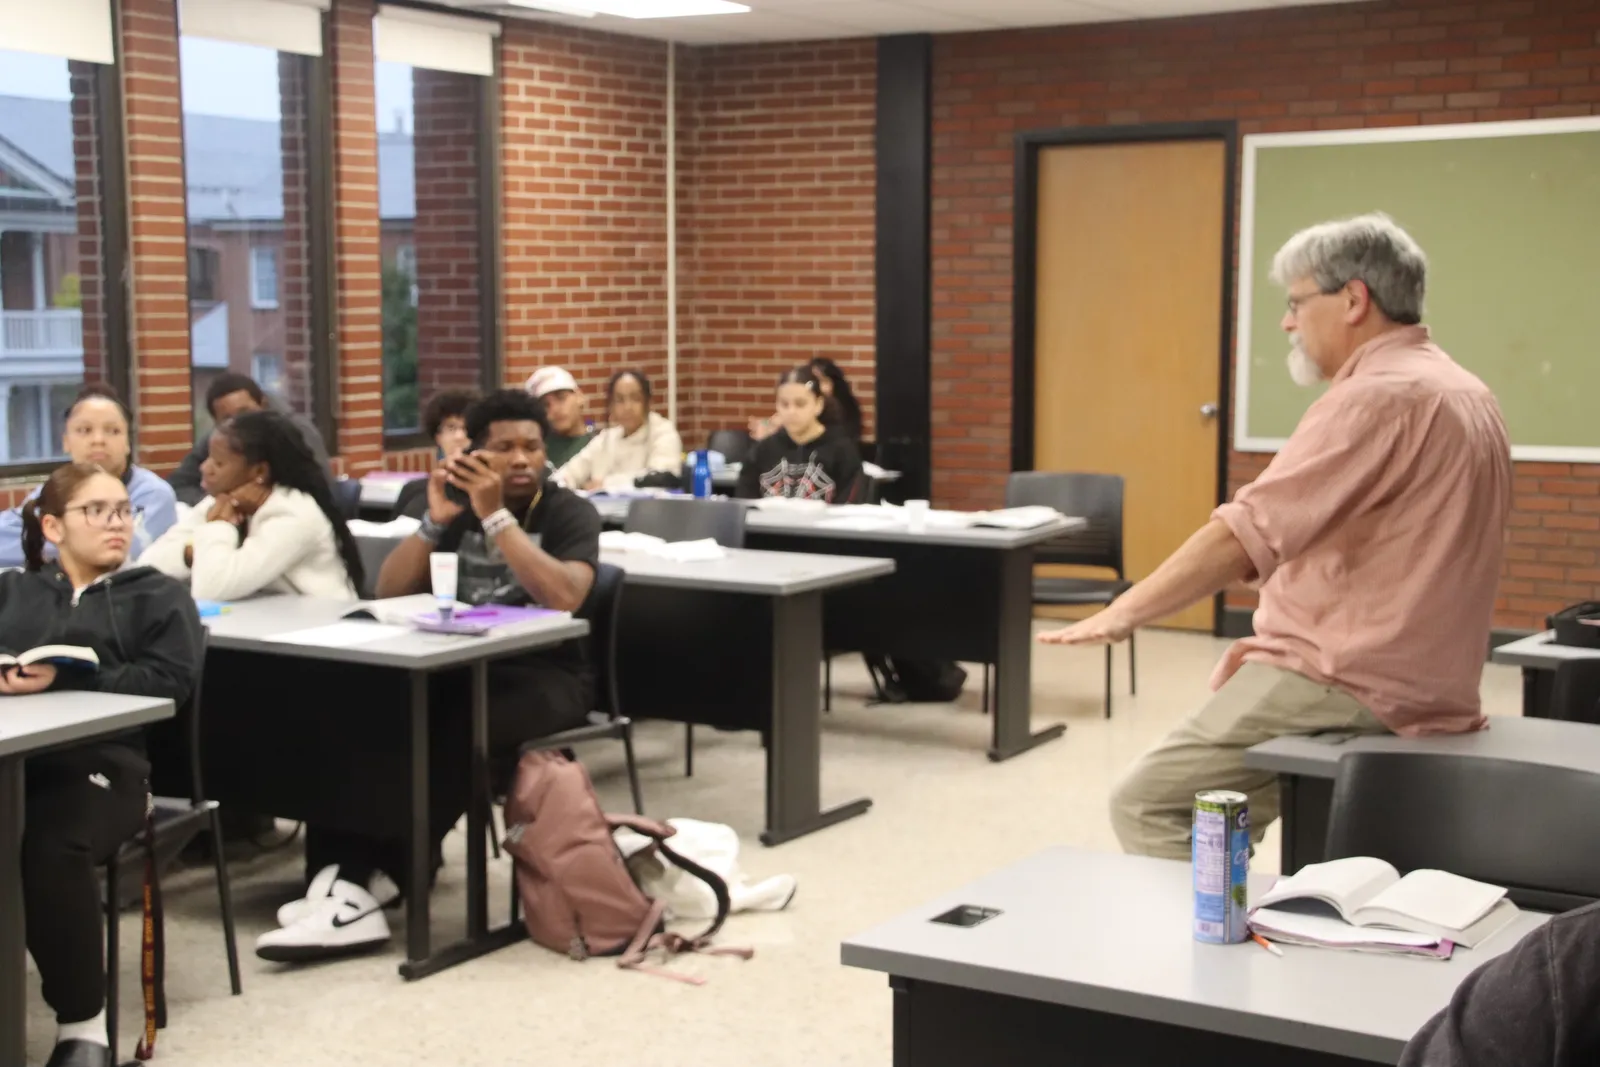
[1037,607,1134,646]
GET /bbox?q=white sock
[58,1009,109,1047]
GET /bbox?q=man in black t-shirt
[377,388,602,746]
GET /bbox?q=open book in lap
[1254,857,1520,948]
[0,644,99,672]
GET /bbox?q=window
[179,3,327,439]
[374,6,501,437]
[0,46,119,466]
[249,244,279,308]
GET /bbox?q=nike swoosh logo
[330,909,382,929]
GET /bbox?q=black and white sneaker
[276,864,400,928]
[256,874,392,963]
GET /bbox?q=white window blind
[0,0,115,64]
[179,0,330,57]
[374,5,499,78]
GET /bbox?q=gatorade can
[1193,789,1250,943]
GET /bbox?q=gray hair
[1269,212,1427,325]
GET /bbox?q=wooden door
[1032,139,1225,631]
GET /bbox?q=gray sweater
[1399,901,1600,1066]
[167,402,333,506]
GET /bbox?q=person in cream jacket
[555,370,683,491]
[140,410,362,601]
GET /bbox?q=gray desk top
[0,691,175,760]
[203,595,589,670]
[1491,630,1600,670]
[841,847,1545,1063]
[745,508,1084,550]
[599,547,894,596]
[1244,714,1600,779]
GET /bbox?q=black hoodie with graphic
[0,565,203,749]
[736,425,863,504]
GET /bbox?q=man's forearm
[374,534,432,599]
[493,527,589,611]
[1109,519,1254,629]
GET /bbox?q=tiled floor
[22,625,1524,1065]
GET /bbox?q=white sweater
[555,412,684,492]
[138,485,356,601]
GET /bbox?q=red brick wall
[120,0,195,471]
[930,0,1600,630]
[279,53,314,415]
[412,68,487,406]
[498,23,669,421]
[676,40,877,447]
[69,61,107,388]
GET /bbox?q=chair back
[580,562,626,718]
[1005,471,1125,577]
[1549,660,1600,724]
[707,429,753,467]
[625,497,746,548]
[1325,750,1600,911]
[332,477,362,520]
[355,534,404,599]
[144,626,210,804]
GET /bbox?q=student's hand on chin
[426,467,466,526]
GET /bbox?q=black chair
[624,498,747,776]
[105,635,241,1063]
[1325,751,1600,913]
[332,477,362,520]
[1548,659,1600,724]
[1005,471,1134,719]
[485,563,643,857]
[354,534,404,600]
[707,428,753,467]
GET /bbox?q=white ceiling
[457,0,1360,44]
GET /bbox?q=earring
[255,477,265,485]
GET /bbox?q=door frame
[1009,121,1238,636]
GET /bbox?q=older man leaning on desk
[1041,212,1513,860]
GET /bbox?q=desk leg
[988,548,1065,762]
[401,670,432,974]
[0,757,25,1067]
[1278,773,1331,874]
[760,592,872,847]
[1523,667,1556,720]
[465,660,488,939]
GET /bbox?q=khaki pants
[1110,662,1388,860]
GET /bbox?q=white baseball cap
[526,366,579,399]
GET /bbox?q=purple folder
[410,604,561,629]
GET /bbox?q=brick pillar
[328,0,384,472]
[412,67,485,406]
[278,53,313,414]
[120,0,195,470]
[68,61,107,388]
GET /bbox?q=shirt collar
[1333,325,1431,384]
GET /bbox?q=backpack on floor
[864,655,968,704]
[500,749,752,984]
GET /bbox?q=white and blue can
[1193,789,1250,943]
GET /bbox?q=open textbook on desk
[1249,857,1520,956]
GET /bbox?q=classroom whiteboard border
[1232,115,1600,461]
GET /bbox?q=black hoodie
[736,425,863,504]
[0,565,203,745]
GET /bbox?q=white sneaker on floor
[276,865,401,928]
[256,877,393,963]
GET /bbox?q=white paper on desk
[654,538,726,562]
[348,516,422,538]
[599,530,666,553]
[263,622,412,648]
[815,515,901,531]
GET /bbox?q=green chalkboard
[1236,121,1600,459]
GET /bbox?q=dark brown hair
[20,462,116,571]
[777,365,844,430]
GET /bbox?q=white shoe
[276,865,401,928]
[256,877,392,963]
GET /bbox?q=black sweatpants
[23,742,149,1025]
[302,655,591,896]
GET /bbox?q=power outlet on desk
[930,904,1002,928]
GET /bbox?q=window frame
[248,244,279,309]
[0,50,132,478]
[379,47,502,451]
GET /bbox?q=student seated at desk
[254,389,600,962]
[749,356,864,445]
[6,464,201,1067]
[393,389,477,520]
[140,410,362,600]
[1038,214,1512,860]
[167,372,333,508]
[0,384,178,569]
[737,364,863,503]
[1400,901,1600,1066]
[554,369,683,491]
[526,365,595,468]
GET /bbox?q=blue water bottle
[691,449,713,499]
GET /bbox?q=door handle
[1199,403,1219,419]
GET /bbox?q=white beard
[1286,337,1324,387]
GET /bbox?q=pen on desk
[1251,933,1284,957]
